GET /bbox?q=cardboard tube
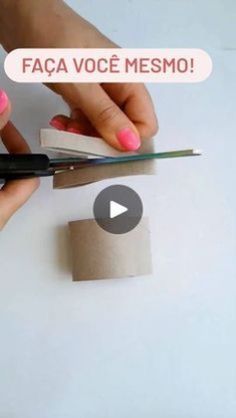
[69,218,152,281]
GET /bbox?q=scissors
[0,149,201,183]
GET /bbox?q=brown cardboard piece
[40,128,155,157]
[40,129,156,188]
[54,159,156,189]
[40,129,137,158]
[69,218,152,281]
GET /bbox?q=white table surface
[0,1,235,417]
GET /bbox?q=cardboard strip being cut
[69,218,152,281]
[40,128,155,158]
[40,129,137,158]
[53,159,156,188]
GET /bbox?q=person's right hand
[0,90,39,230]
[0,0,158,152]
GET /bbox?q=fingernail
[116,128,141,151]
[0,90,8,114]
[67,127,81,134]
[50,119,66,131]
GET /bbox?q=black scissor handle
[0,154,50,174]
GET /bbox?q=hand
[0,90,39,230]
[0,0,158,151]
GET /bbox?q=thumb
[67,84,141,151]
[0,90,11,129]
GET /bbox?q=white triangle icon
[110,201,128,219]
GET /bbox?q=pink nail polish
[67,127,81,134]
[117,128,141,151]
[0,90,8,114]
[50,119,66,131]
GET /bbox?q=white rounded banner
[4,48,212,83]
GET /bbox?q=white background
[0,1,235,417]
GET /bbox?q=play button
[93,185,143,234]
[110,201,128,219]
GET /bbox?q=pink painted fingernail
[116,128,141,151]
[50,118,66,131]
[67,127,81,134]
[0,90,8,114]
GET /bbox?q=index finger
[103,83,159,139]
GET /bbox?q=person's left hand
[0,90,39,230]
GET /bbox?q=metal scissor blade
[50,149,202,171]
